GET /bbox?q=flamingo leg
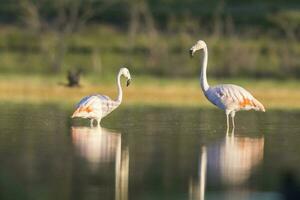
[90,119,94,127]
[226,111,230,134]
[97,119,101,127]
[230,111,236,128]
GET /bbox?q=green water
[0,104,299,200]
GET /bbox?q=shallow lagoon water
[0,104,299,200]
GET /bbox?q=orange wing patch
[86,106,93,113]
[82,106,93,113]
[77,106,93,113]
[239,98,253,108]
[72,106,92,118]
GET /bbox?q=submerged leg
[226,110,230,134]
[230,111,236,128]
[90,119,94,127]
[96,119,101,127]
[231,126,235,137]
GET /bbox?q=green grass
[0,74,299,110]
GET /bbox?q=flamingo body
[206,84,265,113]
[190,40,265,129]
[72,67,131,126]
[72,94,120,120]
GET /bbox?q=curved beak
[126,79,131,87]
[189,49,194,58]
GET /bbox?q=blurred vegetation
[0,0,299,78]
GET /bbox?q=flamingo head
[189,40,207,57]
[120,67,132,87]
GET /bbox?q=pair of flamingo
[72,40,265,128]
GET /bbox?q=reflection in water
[71,126,129,200]
[0,105,298,200]
[190,130,264,200]
[71,127,120,169]
[116,145,129,200]
[221,130,264,185]
[189,146,207,200]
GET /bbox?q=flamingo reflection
[71,126,129,200]
[189,130,264,200]
[220,129,264,185]
[189,146,207,200]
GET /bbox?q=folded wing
[208,84,265,112]
[72,95,121,119]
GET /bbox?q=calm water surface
[0,104,299,200]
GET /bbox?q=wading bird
[67,68,82,87]
[189,40,265,130]
[72,67,131,127]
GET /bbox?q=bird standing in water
[72,67,131,127]
[189,40,265,130]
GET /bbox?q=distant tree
[269,10,300,40]
[127,0,168,74]
[20,0,114,73]
[212,0,224,37]
[128,0,157,45]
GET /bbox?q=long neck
[116,72,123,102]
[200,46,209,92]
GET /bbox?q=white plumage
[190,40,265,129]
[72,67,131,126]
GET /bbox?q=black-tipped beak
[189,49,194,58]
[126,79,131,87]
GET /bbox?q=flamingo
[72,67,131,127]
[189,40,265,129]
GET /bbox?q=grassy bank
[0,74,299,110]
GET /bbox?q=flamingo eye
[217,91,224,98]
